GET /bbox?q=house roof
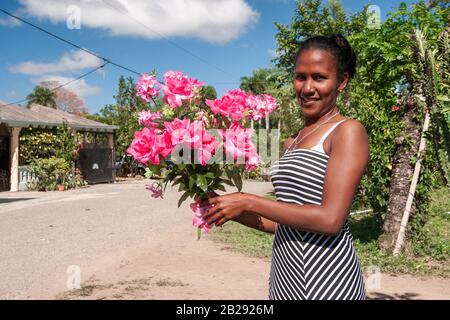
[0,102,118,133]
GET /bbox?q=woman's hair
[295,34,357,79]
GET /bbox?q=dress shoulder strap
[318,119,347,144]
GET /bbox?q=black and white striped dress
[269,120,366,300]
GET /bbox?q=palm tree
[26,86,57,109]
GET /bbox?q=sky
[0,0,418,114]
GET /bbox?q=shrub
[65,168,88,189]
[27,157,70,191]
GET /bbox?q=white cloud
[32,75,101,98]
[0,16,22,27]
[9,50,103,75]
[18,0,259,44]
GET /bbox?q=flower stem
[197,227,202,240]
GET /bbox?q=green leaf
[220,179,234,186]
[178,182,187,192]
[196,174,208,192]
[178,191,190,208]
[189,175,195,189]
[205,172,215,179]
[232,172,243,192]
[144,168,153,179]
[216,184,227,192]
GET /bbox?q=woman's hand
[203,192,252,227]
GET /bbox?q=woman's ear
[338,72,349,92]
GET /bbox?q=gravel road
[0,179,272,299]
[0,179,448,300]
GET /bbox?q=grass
[210,187,450,277]
[155,278,188,287]
[211,222,274,259]
[410,187,450,260]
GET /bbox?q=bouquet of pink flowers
[127,71,277,239]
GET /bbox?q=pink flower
[160,130,175,158]
[136,74,160,102]
[138,111,162,128]
[145,183,164,198]
[190,200,213,233]
[222,122,256,163]
[127,127,173,165]
[164,118,192,145]
[189,121,219,165]
[164,119,219,165]
[248,94,278,120]
[161,71,204,108]
[391,106,401,111]
[245,153,261,171]
[205,89,251,121]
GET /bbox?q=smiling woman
[204,34,369,300]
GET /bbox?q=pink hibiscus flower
[162,71,204,108]
[127,127,173,165]
[222,122,257,163]
[145,182,164,198]
[138,111,163,128]
[189,121,219,165]
[247,94,278,120]
[136,74,160,102]
[205,89,251,122]
[164,118,192,145]
[190,201,213,233]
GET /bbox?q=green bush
[410,187,450,260]
[243,165,264,181]
[20,123,78,165]
[64,168,88,190]
[27,157,70,191]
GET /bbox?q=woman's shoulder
[331,118,369,153]
[335,118,367,136]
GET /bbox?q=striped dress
[269,120,366,300]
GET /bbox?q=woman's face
[293,48,348,119]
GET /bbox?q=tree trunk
[377,97,422,252]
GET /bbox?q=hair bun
[331,34,357,79]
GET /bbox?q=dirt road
[0,179,448,300]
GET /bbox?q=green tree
[273,0,368,81]
[240,68,279,95]
[26,86,57,109]
[86,76,149,176]
[89,76,147,156]
[201,85,217,100]
[273,0,449,254]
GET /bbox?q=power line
[0,62,109,107]
[99,0,237,79]
[0,8,141,76]
[1,7,238,81]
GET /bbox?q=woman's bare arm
[206,120,369,236]
[232,211,276,234]
[228,137,297,234]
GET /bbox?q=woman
[204,34,369,300]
